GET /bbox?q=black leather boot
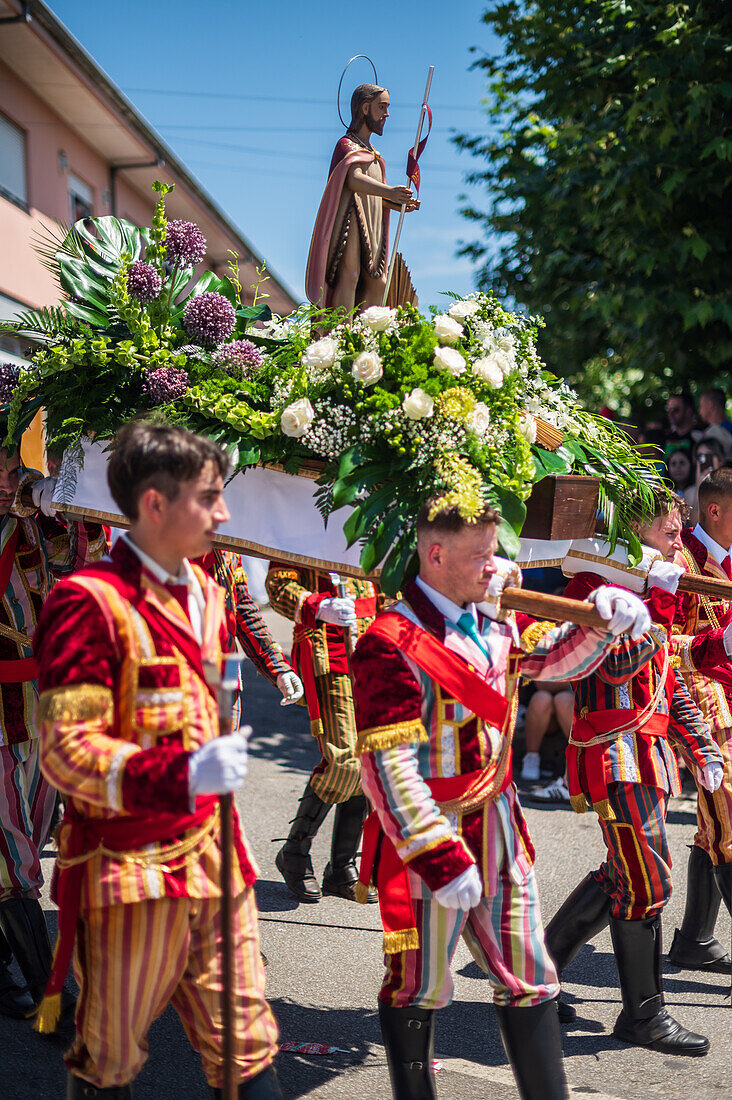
[494,999,569,1100]
[378,1001,436,1100]
[275,782,331,902]
[712,861,732,913]
[544,872,611,1023]
[610,915,709,1055]
[668,847,730,973]
[0,897,53,1007]
[67,1076,133,1098]
[322,794,376,902]
[0,927,35,1019]
[210,1064,284,1098]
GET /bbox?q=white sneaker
[520,753,541,782]
[529,777,571,804]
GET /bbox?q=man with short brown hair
[34,422,281,1099]
[351,502,650,1100]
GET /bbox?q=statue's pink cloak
[305,137,390,307]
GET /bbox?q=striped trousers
[67,889,279,1089]
[0,738,57,902]
[380,866,559,1010]
[309,674,362,805]
[593,781,672,921]
[694,722,732,865]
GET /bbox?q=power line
[122,85,486,112]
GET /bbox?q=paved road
[3,614,731,1098]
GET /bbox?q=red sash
[366,612,510,730]
[36,796,231,1033]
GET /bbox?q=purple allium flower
[214,339,264,376]
[126,260,162,304]
[165,220,207,267]
[142,366,189,405]
[183,292,236,348]
[0,363,20,403]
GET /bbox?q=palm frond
[32,221,85,281]
[0,306,87,340]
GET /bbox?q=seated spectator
[519,681,574,782]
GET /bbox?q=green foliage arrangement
[455,1,732,413]
[2,185,664,592]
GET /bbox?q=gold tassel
[519,621,556,655]
[592,799,615,821]
[383,928,420,954]
[569,793,589,814]
[32,992,62,1034]
[309,718,324,737]
[354,881,372,905]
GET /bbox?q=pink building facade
[0,0,297,382]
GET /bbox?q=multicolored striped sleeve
[360,745,476,892]
[592,629,664,686]
[667,670,723,772]
[233,566,292,685]
[518,620,612,684]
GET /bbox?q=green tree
[455,1,732,415]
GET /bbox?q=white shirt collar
[415,576,477,628]
[121,532,193,588]
[692,523,731,568]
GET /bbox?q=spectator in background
[666,447,695,494]
[665,392,699,450]
[684,439,725,525]
[698,388,732,458]
[520,681,574,783]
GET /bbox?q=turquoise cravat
[457,610,488,656]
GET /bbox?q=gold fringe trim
[37,684,113,726]
[534,417,564,451]
[383,928,419,954]
[519,621,555,655]
[357,720,428,755]
[570,793,590,815]
[354,881,372,904]
[592,799,615,821]
[33,992,61,1034]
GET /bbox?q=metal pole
[382,66,434,307]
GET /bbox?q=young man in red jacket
[545,493,722,1054]
[34,422,281,1099]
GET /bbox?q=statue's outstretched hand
[391,184,414,206]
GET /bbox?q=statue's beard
[365,113,385,136]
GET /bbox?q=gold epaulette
[357,719,428,755]
[38,684,113,725]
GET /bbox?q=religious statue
[306,83,420,313]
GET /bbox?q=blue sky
[49,0,497,311]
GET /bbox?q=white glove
[317,597,357,627]
[590,586,651,640]
[433,865,482,910]
[700,762,724,793]
[188,729,250,797]
[277,671,304,706]
[30,476,58,517]
[646,560,685,596]
[480,558,522,622]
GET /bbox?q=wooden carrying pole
[205,653,245,1100]
[382,65,434,307]
[501,587,607,629]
